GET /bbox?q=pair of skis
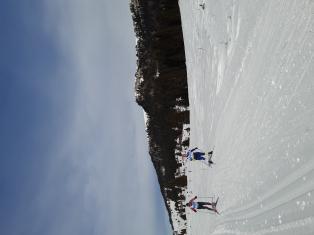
[212,197,220,214]
[200,153,214,168]
[205,148,215,167]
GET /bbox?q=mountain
[130,0,189,234]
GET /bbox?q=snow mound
[179,0,314,234]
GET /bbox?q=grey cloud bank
[0,0,171,235]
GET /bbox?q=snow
[169,200,186,233]
[179,0,314,234]
[143,110,148,126]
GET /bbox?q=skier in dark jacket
[186,196,218,213]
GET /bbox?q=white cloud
[25,0,171,234]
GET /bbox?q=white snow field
[179,0,314,234]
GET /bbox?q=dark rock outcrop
[130,0,189,234]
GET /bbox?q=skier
[182,147,214,165]
[186,196,218,213]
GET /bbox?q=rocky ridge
[130,0,189,234]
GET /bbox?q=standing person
[186,196,218,213]
[182,147,214,165]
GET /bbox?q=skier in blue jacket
[182,147,214,164]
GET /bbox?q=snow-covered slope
[179,0,314,234]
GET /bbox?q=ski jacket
[186,147,200,161]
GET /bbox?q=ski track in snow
[179,0,314,234]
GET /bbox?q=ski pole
[200,161,211,168]
[197,211,216,215]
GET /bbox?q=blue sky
[0,1,171,234]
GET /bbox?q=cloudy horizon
[0,1,171,234]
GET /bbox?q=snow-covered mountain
[130,0,190,234]
[180,0,314,234]
[131,0,314,234]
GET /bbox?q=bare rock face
[130,0,189,234]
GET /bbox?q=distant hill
[130,0,189,234]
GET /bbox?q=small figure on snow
[186,196,218,213]
[199,3,205,10]
[182,147,214,166]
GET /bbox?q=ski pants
[198,202,214,210]
[193,152,206,160]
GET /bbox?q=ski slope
[179,0,314,234]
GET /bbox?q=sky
[0,0,171,234]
